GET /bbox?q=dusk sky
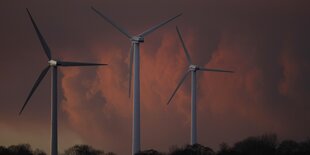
[0,0,309,154]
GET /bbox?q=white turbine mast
[167,26,234,145]
[19,8,107,155]
[91,6,181,155]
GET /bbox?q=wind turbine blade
[199,67,234,73]
[139,13,182,37]
[91,6,132,39]
[176,26,192,64]
[19,65,50,115]
[128,44,134,97]
[57,61,107,67]
[26,8,52,60]
[167,70,190,105]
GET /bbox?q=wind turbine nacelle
[48,60,57,66]
[131,36,144,43]
[189,64,199,71]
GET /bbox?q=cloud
[1,0,310,154]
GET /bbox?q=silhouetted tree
[169,146,183,155]
[2,134,310,155]
[33,149,46,155]
[233,134,277,155]
[0,146,10,155]
[169,144,214,155]
[298,139,310,155]
[7,144,33,155]
[0,144,47,155]
[276,140,299,155]
[217,143,239,155]
[63,144,104,155]
[136,149,165,155]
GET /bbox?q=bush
[233,134,277,155]
[136,149,165,155]
[169,144,214,155]
[63,144,103,155]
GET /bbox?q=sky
[0,0,309,154]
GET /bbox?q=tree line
[0,144,115,155]
[1,134,309,155]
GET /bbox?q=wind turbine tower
[91,7,181,154]
[19,9,107,155]
[167,26,234,145]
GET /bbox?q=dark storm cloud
[0,0,309,154]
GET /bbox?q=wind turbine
[167,26,233,145]
[19,9,107,155]
[91,6,181,154]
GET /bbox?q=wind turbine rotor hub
[131,36,144,43]
[48,60,57,66]
[189,64,199,71]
